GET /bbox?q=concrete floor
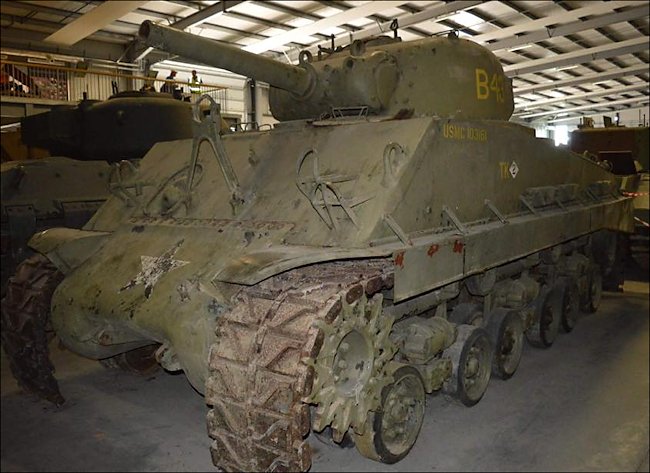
[2,254,649,472]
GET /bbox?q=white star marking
[119,240,189,299]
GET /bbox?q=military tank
[1,20,638,471]
[569,122,649,172]
[569,124,649,224]
[1,91,193,294]
[569,123,649,283]
[20,90,194,162]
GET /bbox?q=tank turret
[139,20,513,121]
[20,90,193,162]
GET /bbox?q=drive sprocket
[307,290,397,441]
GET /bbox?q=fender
[28,227,111,274]
[216,195,635,301]
[213,244,393,286]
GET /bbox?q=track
[0,253,394,473]
[205,260,392,472]
[0,253,64,405]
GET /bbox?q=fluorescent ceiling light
[508,44,533,52]
[553,65,579,71]
[447,10,484,28]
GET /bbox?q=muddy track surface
[0,253,64,405]
[205,260,393,472]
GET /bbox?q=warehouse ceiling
[1,0,648,124]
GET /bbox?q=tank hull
[38,116,635,393]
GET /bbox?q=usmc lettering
[443,124,488,142]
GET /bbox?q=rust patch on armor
[427,244,440,257]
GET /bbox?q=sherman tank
[569,123,649,282]
[20,90,194,162]
[1,21,639,472]
[569,121,649,172]
[569,123,649,234]
[1,91,193,294]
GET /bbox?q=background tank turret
[20,90,193,162]
[1,21,639,473]
[139,20,514,121]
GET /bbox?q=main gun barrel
[139,20,312,96]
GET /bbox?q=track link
[205,260,392,472]
[0,253,64,405]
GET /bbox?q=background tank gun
[139,20,514,121]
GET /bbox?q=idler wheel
[487,308,524,380]
[353,366,425,464]
[559,277,580,332]
[526,285,562,348]
[580,265,603,313]
[443,325,492,406]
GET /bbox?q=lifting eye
[298,50,313,65]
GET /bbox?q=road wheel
[580,265,602,313]
[559,277,580,332]
[443,325,492,406]
[526,285,562,348]
[487,309,524,380]
[354,366,425,464]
